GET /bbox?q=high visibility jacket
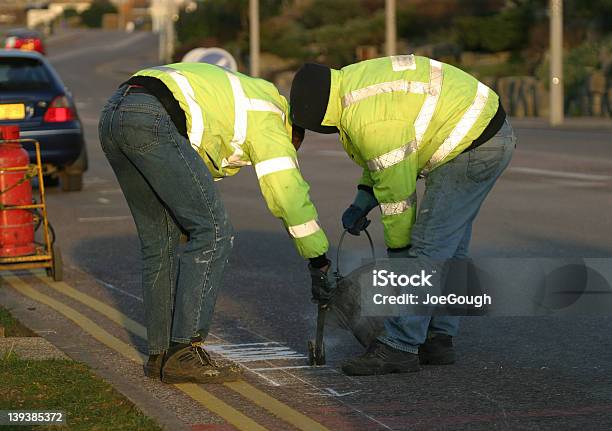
[320,55,500,249]
[133,63,328,258]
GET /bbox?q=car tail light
[5,37,45,55]
[43,96,76,123]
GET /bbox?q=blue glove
[342,205,371,235]
[342,188,378,236]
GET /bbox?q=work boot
[144,352,165,379]
[418,334,455,365]
[161,339,242,384]
[341,340,420,376]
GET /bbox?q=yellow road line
[226,381,330,431]
[21,272,331,431]
[2,273,268,431]
[177,383,267,431]
[3,274,145,363]
[31,273,147,339]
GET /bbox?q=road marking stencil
[207,343,307,363]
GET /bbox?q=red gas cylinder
[0,125,35,257]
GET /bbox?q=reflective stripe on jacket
[320,55,500,249]
[133,63,328,258]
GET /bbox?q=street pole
[550,0,564,126]
[385,0,396,56]
[155,0,166,63]
[166,0,175,63]
[155,0,175,63]
[157,6,165,62]
[249,0,260,77]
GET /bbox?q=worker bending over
[290,55,515,375]
[99,63,331,384]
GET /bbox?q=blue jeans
[378,119,516,353]
[98,86,233,355]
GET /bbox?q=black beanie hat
[290,63,338,134]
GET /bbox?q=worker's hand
[342,205,371,235]
[309,261,335,305]
[342,188,378,235]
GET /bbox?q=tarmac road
[1,29,612,430]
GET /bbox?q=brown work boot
[144,352,165,379]
[161,339,242,384]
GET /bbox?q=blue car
[0,49,86,191]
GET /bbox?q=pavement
[0,337,69,360]
[0,29,612,430]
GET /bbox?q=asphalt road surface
[1,29,612,430]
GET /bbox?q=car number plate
[0,104,26,120]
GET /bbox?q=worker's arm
[244,117,329,261]
[351,120,418,249]
[340,143,379,235]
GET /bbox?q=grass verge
[0,306,36,337]
[0,306,162,431]
[0,353,163,431]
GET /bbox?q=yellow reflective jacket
[133,63,328,258]
[320,55,500,248]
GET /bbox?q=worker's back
[134,63,291,179]
[331,55,500,173]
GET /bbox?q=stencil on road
[207,342,307,363]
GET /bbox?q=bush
[176,1,243,45]
[301,0,366,29]
[309,13,385,67]
[455,3,535,52]
[536,39,607,96]
[62,8,78,19]
[79,0,117,28]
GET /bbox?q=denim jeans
[98,86,233,355]
[378,119,516,353]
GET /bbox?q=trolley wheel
[48,245,63,281]
[60,171,83,192]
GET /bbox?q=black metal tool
[308,303,327,365]
[308,226,376,366]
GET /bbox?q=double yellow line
[2,272,330,431]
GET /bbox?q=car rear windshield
[0,57,53,91]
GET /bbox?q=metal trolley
[0,138,62,281]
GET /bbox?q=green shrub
[535,37,610,110]
[309,12,385,66]
[62,7,78,19]
[79,0,117,28]
[455,4,535,52]
[301,0,366,29]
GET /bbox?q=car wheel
[60,171,83,192]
